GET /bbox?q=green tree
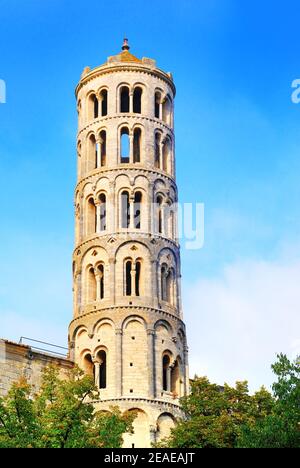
[0,366,135,448]
[156,377,274,448]
[238,354,300,448]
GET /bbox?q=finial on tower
[122,37,130,51]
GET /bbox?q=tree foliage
[0,366,135,448]
[157,354,299,448]
[238,354,300,448]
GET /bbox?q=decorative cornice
[73,232,180,256]
[77,114,174,139]
[74,166,178,195]
[90,396,183,412]
[69,305,186,330]
[75,65,176,98]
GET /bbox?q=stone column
[167,366,171,392]
[109,258,116,304]
[129,91,134,113]
[147,329,155,398]
[131,262,137,296]
[95,272,101,301]
[94,361,100,388]
[129,194,135,229]
[148,181,154,233]
[183,345,189,396]
[76,269,82,314]
[115,328,123,397]
[159,140,164,170]
[96,139,101,168]
[129,133,134,164]
[109,180,116,233]
[95,201,100,233]
[151,259,158,308]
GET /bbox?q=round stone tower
[68,40,189,448]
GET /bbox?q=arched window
[133,128,141,163]
[133,87,142,113]
[120,127,130,163]
[97,263,105,299]
[166,269,173,304]
[121,191,130,228]
[77,100,82,124]
[155,133,161,169]
[87,197,96,234]
[88,93,98,120]
[124,259,141,297]
[99,89,108,117]
[88,134,97,169]
[162,354,170,391]
[99,193,106,231]
[99,130,106,167]
[134,191,142,229]
[161,265,173,304]
[120,86,130,113]
[125,260,132,296]
[98,350,107,389]
[135,260,141,296]
[163,137,172,173]
[157,196,163,234]
[87,266,97,302]
[77,141,82,176]
[171,359,181,396]
[161,264,167,301]
[83,353,95,378]
[162,96,172,125]
[155,91,161,119]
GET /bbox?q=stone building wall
[0,339,73,397]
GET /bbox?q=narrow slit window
[87,197,96,234]
[135,261,141,296]
[120,86,130,113]
[87,267,97,302]
[120,128,130,163]
[155,133,161,168]
[121,191,130,228]
[125,260,132,296]
[100,89,108,116]
[99,130,106,167]
[98,350,107,389]
[133,87,142,113]
[98,264,104,299]
[133,128,141,163]
[163,355,170,391]
[155,92,161,119]
[134,191,142,229]
[99,193,106,231]
[157,196,163,234]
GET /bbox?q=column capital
[147,328,155,336]
[115,328,123,336]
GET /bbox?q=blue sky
[1,0,300,391]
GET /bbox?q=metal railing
[19,337,68,358]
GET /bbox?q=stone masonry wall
[0,339,73,397]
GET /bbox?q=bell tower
[69,40,189,447]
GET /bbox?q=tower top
[122,37,130,51]
[76,40,175,96]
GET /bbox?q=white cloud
[183,256,300,392]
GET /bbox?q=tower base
[93,398,184,448]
